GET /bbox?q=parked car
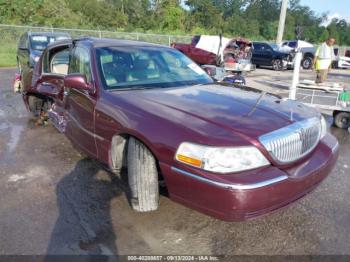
[251,42,292,70]
[23,37,339,221]
[345,49,350,58]
[16,31,71,93]
[333,47,350,69]
[279,40,316,69]
[172,35,255,72]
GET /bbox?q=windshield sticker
[187,63,205,75]
[31,36,48,42]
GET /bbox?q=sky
[299,0,350,24]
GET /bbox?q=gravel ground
[0,67,350,257]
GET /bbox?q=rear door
[34,45,70,102]
[252,43,264,65]
[64,45,98,157]
[260,43,274,65]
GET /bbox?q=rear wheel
[28,95,44,117]
[272,59,283,71]
[334,112,350,129]
[127,137,159,212]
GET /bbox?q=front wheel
[127,137,159,212]
[302,56,313,70]
[272,59,283,71]
[334,112,350,129]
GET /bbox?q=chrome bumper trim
[171,167,288,190]
[331,140,340,154]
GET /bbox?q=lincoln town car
[21,38,339,221]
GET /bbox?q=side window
[192,36,200,46]
[18,34,27,49]
[288,41,297,48]
[42,48,70,75]
[253,43,262,51]
[69,46,92,82]
[262,44,271,51]
[50,49,70,75]
[42,50,50,73]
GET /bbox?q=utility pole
[276,0,288,44]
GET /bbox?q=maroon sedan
[22,38,339,221]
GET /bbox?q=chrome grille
[259,117,322,163]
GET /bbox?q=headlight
[175,142,270,174]
[320,115,328,138]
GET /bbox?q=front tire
[302,56,313,70]
[272,59,283,71]
[127,137,159,212]
[334,112,350,129]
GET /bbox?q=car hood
[110,84,319,141]
[274,50,290,56]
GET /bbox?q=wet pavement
[0,68,350,255]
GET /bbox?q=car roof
[28,31,71,37]
[74,37,169,49]
[253,42,271,45]
[44,37,174,52]
[46,38,73,49]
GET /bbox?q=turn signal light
[176,154,202,168]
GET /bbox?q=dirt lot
[0,67,350,256]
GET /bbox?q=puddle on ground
[8,124,24,152]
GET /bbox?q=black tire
[272,59,283,71]
[302,56,313,70]
[28,95,44,117]
[332,61,339,69]
[127,137,159,212]
[334,112,350,129]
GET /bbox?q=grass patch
[0,42,17,67]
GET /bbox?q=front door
[17,34,32,91]
[65,45,98,158]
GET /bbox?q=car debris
[172,35,255,72]
[201,65,246,86]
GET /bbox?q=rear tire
[28,95,44,117]
[127,137,159,212]
[334,112,350,129]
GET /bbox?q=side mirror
[64,73,92,91]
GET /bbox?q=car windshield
[96,46,213,90]
[269,44,279,51]
[30,35,69,51]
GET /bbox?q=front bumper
[160,133,339,221]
